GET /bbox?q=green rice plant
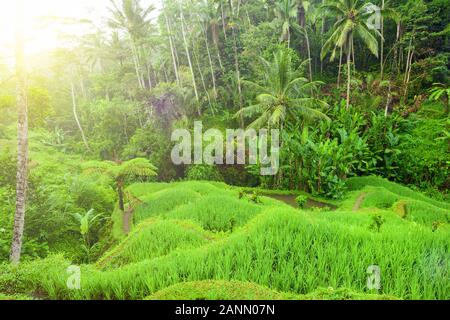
[126,183,171,200]
[164,195,264,232]
[346,176,450,210]
[147,280,298,300]
[133,187,201,223]
[369,214,385,233]
[393,200,449,226]
[9,206,447,300]
[96,219,214,269]
[360,188,399,209]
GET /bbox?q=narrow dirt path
[122,193,143,234]
[353,192,367,211]
[123,206,134,234]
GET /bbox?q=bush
[295,195,308,208]
[185,165,223,182]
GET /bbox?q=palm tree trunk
[320,0,325,75]
[394,22,401,75]
[404,51,414,98]
[337,47,343,87]
[304,27,313,82]
[131,43,144,89]
[380,0,385,80]
[221,1,227,41]
[202,25,218,99]
[71,82,91,152]
[346,35,352,110]
[164,10,180,84]
[385,82,392,117]
[193,39,213,114]
[10,0,28,265]
[232,25,244,128]
[351,35,356,72]
[179,3,200,111]
[288,29,291,49]
[146,63,153,89]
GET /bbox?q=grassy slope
[1,179,449,300]
[146,280,397,300]
[346,176,450,210]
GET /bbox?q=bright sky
[0,0,160,67]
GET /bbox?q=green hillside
[1,180,448,300]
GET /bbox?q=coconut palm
[10,0,28,265]
[108,0,155,89]
[275,0,299,48]
[321,0,381,110]
[82,158,157,211]
[236,48,329,130]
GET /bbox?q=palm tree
[321,0,381,110]
[275,0,313,81]
[379,0,399,80]
[275,0,298,48]
[178,0,201,110]
[82,158,157,211]
[236,48,329,130]
[10,0,28,265]
[70,81,91,153]
[108,0,155,89]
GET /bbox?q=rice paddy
[0,179,448,300]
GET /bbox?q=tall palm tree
[108,0,155,89]
[236,48,329,130]
[321,0,381,110]
[10,0,28,265]
[275,0,298,48]
[378,0,399,80]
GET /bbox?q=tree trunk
[131,42,144,89]
[193,39,213,114]
[232,25,244,128]
[380,0,385,80]
[146,63,153,89]
[202,24,218,99]
[351,35,356,72]
[164,10,180,84]
[221,1,227,41]
[304,27,313,82]
[71,82,91,152]
[179,3,200,111]
[337,47,343,87]
[385,82,392,117]
[10,0,28,265]
[404,51,414,98]
[346,35,352,110]
[320,0,325,75]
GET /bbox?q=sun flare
[0,0,110,61]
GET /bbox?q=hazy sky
[0,0,160,66]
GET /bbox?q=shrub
[185,165,224,182]
[295,195,308,208]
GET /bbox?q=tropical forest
[0,0,449,301]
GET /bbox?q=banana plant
[429,83,450,114]
[72,209,103,263]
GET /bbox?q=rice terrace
[0,0,449,305]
